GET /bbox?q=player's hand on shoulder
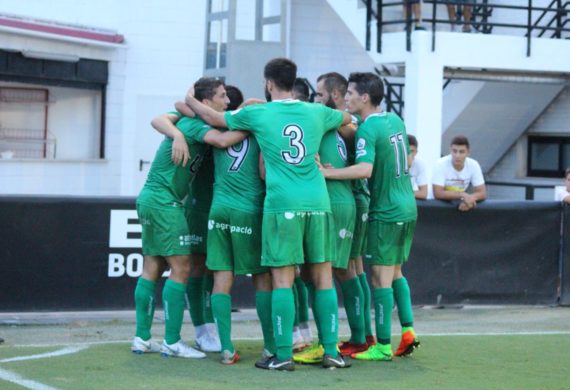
[240,98,266,108]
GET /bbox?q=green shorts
[349,204,369,259]
[261,211,335,267]
[206,205,265,275]
[364,220,416,266]
[185,207,209,254]
[137,202,191,257]
[331,203,356,270]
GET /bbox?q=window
[0,50,107,160]
[206,0,229,70]
[527,136,570,178]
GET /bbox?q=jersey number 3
[389,133,409,177]
[281,124,306,165]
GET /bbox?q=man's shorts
[331,203,356,270]
[349,204,369,259]
[137,203,191,257]
[364,220,416,266]
[261,211,335,268]
[206,205,266,275]
[185,207,209,254]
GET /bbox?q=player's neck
[271,90,293,101]
[360,106,382,121]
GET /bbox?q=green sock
[256,291,275,354]
[134,278,156,340]
[211,293,233,353]
[294,277,310,323]
[306,282,321,342]
[358,272,373,337]
[203,274,214,324]
[373,287,393,345]
[292,283,300,327]
[315,288,339,357]
[393,277,414,328]
[163,279,187,345]
[340,277,365,344]
[272,288,295,360]
[186,276,205,326]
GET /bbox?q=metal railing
[486,180,556,200]
[364,1,570,56]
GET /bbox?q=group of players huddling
[132,58,419,371]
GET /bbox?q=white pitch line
[0,345,88,363]
[11,330,570,349]
[0,368,59,390]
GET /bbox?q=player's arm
[564,194,570,204]
[337,112,357,141]
[259,153,266,181]
[415,185,428,200]
[174,101,196,117]
[320,162,373,180]
[432,185,466,201]
[185,88,227,128]
[150,113,190,167]
[203,129,248,149]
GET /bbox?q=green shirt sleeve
[321,106,344,133]
[168,111,183,118]
[355,122,376,164]
[224,107,252,131]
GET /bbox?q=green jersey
[212,135,264,213]
[185,148,214,211]
[355,112,416,222]
[319,130,353,205]
[137,116,211,208]
[224,100,344,212]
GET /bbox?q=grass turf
[1,335,569,389]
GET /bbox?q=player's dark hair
[317,72,348,97]
[408,134,418,148]
[264,58,297,91]
[451,135,470,149]
[347,72,384,106]
[194,77,224,102]
[225,85,244,111]
[292,78,310,102]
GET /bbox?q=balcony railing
[364,0,570,56]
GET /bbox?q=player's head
[408,134,418,159]
[225,85,244,111]
[194,77,229,112]
[346,72,384,114]
[292,78,310,102]
[316,72,348,109]
[564,167,570,190]
[264,58,297,101]
[450,135,470,167]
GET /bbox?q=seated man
[555,167,570,204]
[432,135,486,211]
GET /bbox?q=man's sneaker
[160,340,207,359]
[395,330,420,357]
[299,322,313,345]
[195,329,221,352]
[322,354,352,369]
[293,343,324,364]
[366,335,377,347]
[131,337,161,354]
[338,341,368,357]
[352,343,393,361]
[255,349,274,368]
[292,327,308,352]
[255,355,295,371]
[220,349,240,365]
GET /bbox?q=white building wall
[0,0,207,196]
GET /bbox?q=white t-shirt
[554,186,570,202]
[409,157,428,191]
[432,155,485,192]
